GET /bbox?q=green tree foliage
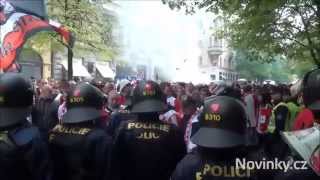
[163,0,320,66]
[24,31,65,55]
[235,50,315,82]
[27,0,117,60]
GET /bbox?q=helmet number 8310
[205,113,221,121]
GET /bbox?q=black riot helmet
[62,82,104,124]
[214,83,242,100]
[302,68,320,111]
[192,96,247,148]
[0,73,33,128]
[131,81,167,113]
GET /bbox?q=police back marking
[127,122,170,140]
[51,125,91,135]
[196,164,252,179]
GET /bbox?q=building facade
[17,47,52,80]
[198,16,238,83]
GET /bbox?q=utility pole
[67,47,73,80]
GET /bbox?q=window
[87,62,94,74]
[227,56,232,68]
[210,74,216,80]
[219,72,223,80]
[209,54,219,66]
[213,36,222,47]
[199,56,203,66]
[229,59,233,69]
[209,36,213,47]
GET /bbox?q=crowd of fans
[32,78,314,144]
[0,73,317,180]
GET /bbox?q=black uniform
[110,119,186,180]
[172,149,254,180]
[32,94,57,139]
[49,123,112,180]
[273,166,319,180]
[106,111,137,136]
[49,82,113,180]
[109,81,186,180]
[172,96,271,180]
[0,73,49,180]
[0,122,49,180]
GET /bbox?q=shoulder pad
[10,126,40,146]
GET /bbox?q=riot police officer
[49,82,112,180]
[171,96,268,180]
[109,81,186,180]
[0,73,49,180]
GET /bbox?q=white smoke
[115,0,203,82]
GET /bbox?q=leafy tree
[26,0,117,60]
[284,56,316,77]
[163,0,320,66]
[235,50,315,83]
[235,50,273,82]
[24,31,65,55]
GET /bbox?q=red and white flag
[0,0,74,71]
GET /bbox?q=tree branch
[49,33,68,47]
[286,37,308,48]
[293,3,320,65]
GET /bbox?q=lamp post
[67,47,73,80]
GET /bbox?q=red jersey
[117,96,126,106]
[174,98,184,127]
[257,105,272,133]
[293,108,314,130]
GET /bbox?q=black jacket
[274,168,319,180]
[33,95,58,134]
[106,111,137,136]
[109,119,186,180]
[171,148,271,180]
[0,122,49,180]
[49,123,112,180]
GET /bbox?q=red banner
[0,0,74,71]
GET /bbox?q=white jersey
[159,110,178,127]
[184,113,199,153]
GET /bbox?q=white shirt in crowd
[244,93,257,127]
